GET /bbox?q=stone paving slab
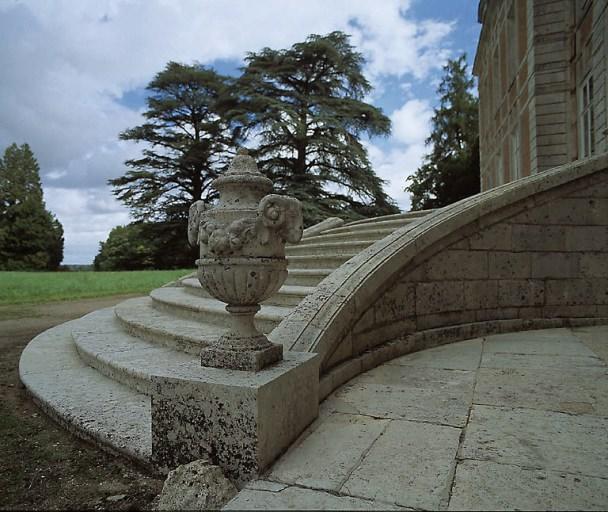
[224,483,407,510]
[449,459,608,511]
[324,365,476,427]
[268,412,388,491]
[460,404,608,477]
[388,338,482,370]
[341,419,461,510]
[480,351,605,369]
[474,367,608,415]
[573,326,608,364]
[483,328,596,355]
[227,327,608,510]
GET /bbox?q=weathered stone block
[518,306,544,319]
[400,263,427,282]
[469,223,512,251]
[512,197,608,225]
[593,279,608,304]
[369,318,416,346]
[567,178,608,198]
[425,250,489,280]
[488,251,531,278]
[565,226,608,251]
[475,308,519,322]
[374,281,415,323]
[511,224,566,251]
[531,252,580,278]
[580,254,608,278]
[498,279,545,307]
[352,307,375,334]
[448,238,469,250]
[545,279,594,306]
[464,280,499,310]
[416,281,465,315]
[352,330,374,356]
[543,305,599,318]
[151,351,319,485]
[325,332,353,369]
[417,310,476,331]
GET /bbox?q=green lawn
[0,269,194,306]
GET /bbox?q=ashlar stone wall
[318,163,608,399]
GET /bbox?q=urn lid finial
[213,148,272,194]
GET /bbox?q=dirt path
[0,295,165,510]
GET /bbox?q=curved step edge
[150,287,291,332]
[181,278,315,307]
[72,308,199,396]
[18,318,152,467]
[285,240,373,256]
[115,297,221,355]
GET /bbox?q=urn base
[200,342,283,372]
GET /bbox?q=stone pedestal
[151,351,319,486]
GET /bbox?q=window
[493,47,500,114]
[507,2,518,87]
[496,152,504,186]
[579,74,595,158]
[510,125,521,179]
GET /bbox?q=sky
[0,0,481,264]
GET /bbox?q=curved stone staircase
[19,210,433,469]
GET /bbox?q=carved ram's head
[257,194,303,245]
[187,200,207,246]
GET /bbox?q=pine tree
[109,62,239,223]
[235,31,399,225]
[406,55,480,211]
[0,143,64,270]
[109,62,241,269]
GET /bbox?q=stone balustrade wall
[349,181,608,356]
[319,167,608,398]
[271,155,608,400]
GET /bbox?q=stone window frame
[579,72,595,158]
[510,122,521,180]
[506,0,518,89]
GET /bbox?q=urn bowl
[196,257,288,306]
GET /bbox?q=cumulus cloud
[367,142,429,212]
[0,0,453,263]
[45,187,131,264]
[391,99,433,146]
[366,98,433,211]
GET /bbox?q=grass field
[0,269,193,306]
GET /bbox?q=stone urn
[188,149,303,371]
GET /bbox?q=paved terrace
[225,326,608,510]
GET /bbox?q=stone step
[286,254,353,270]
[18,317,152,466]
[72,308,200,395]
[150,287,291,332]
[321,217,418,236]
[115,296,223,355]
[285,240,373,256]
[343,209,434,227]
[299,227,395,245]
[180,277,315,307]
[283,268,334,287]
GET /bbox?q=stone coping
[270,153,608,371]
[319,316,608,401]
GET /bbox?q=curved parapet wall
[270,154,608,398]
